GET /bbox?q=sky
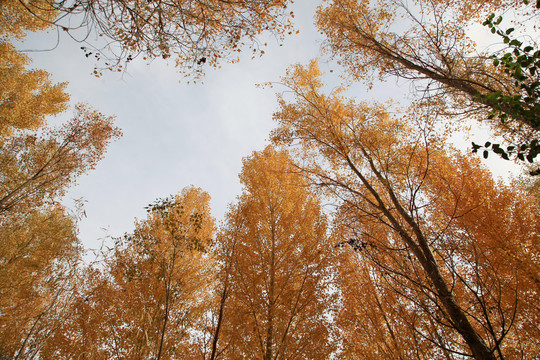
[16,0,516,255]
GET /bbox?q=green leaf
[505,28,515,35]
[483,150,489,159]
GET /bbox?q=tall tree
[43,187,215,359]
[272,61,540,360]
[0,206,82,359]
[0,103,120,358]
[1,27,119,213]
[0,3,122,358]
[316,0,539,159]
[0,37,120,358]
[218,147,336,360]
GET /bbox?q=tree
[0,4,123,358]
[0,37,120,358]
[0,101,120,358]
[316,0,539,163]
[44,187,215,359]
[0,41,69,136]
[271,61,540,359]
[0,206,82,359]
[1,34,120,213]
[3,0,295,77]
[0,103,121,214]
[217,147,336,360]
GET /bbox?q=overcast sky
[16,0,515,254]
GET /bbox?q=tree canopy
[272,61,540,359]
[316,0,540,168]
[3,0,295,77]
[216,148,336,360]
[1,0,539,359]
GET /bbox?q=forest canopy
[1,0,539,359]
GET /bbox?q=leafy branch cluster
[473,1,540,172]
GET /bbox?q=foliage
[0,0,57,40]
[0,27,120,358]
[0,104,121,213]
[482,11,540,128]
[0,101,119,357]
[0,41,69,136]
[271,61,540,359]
[0,206,82,359]
[2,0,295,77]
[43,187,215,359]
[1,0,539,359]
[471,2,540,172]
[0,33,120,214]
[316,0,539,173]
[217,147,337,360]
